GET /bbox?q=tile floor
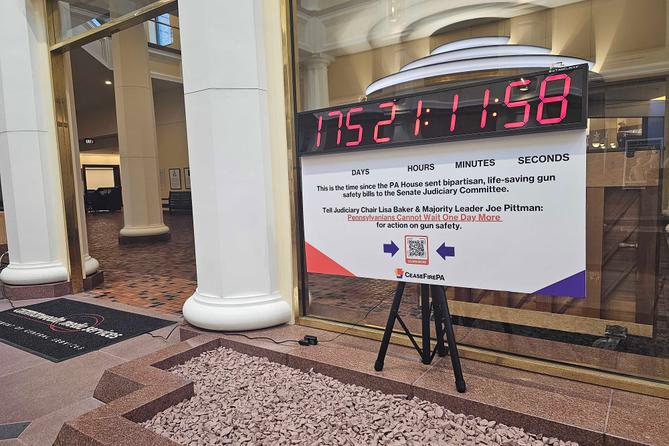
[0,295,181,446]
[83,212,196,315]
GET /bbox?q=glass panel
[147,13,181,52]
[51,0,169,42]
[294,0,669,383]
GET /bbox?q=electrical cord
[223,332,302,345]
[147,322,184,342]
[172,292,391,347]
[2,295,16,310]
[223,293,391,346]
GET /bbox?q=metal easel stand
[374,282,467,393]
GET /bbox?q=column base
[0,262,69,286]
[1,281,72,300]
[119,232,171,245]
[183,290,291,331]
[83,270,105,290]
[84,255,100,276]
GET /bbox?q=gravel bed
[142,347,579,446]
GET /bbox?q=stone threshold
[54,324,668,446]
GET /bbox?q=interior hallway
[83,212,195,314]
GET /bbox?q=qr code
[408,239,425,257]
[405,236,429,265]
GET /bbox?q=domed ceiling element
[365,36,594,96]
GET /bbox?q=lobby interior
[0,0,668,445]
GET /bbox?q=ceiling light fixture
[105,80,112,85]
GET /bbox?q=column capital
[303,52,334,69]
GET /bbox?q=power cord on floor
[147,322,185,342]
[223,332,302,345]
[228,293,391,347]
[1,295,16,310]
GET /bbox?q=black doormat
[0,299,174,362]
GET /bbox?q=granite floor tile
[0,351,124,424]
[325,328,463,365]
[0,343,49,379]
[17,398,103,446]
[605,390,669,446]
[100,323,181,361]
[0,439,26,446]
[460,326,621,374]
[413,357,610,445]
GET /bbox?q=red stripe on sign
[305,242,355,277]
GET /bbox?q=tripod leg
[434,286,467,393]
[420,284,431,364]
[431,286,446,357]
[374,282,406,371]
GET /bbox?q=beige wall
[76,80,189,199]
[80,152,120,166]
[325,38,429,106]
[153,83,189,198]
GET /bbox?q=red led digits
[414,99,423,136]
[304,66,584,153]
[315,114,323,148]
[345,107,363,147]
[504,79,531,129]
[328,110,344,144]
[450,94,459,132]
[480,89,490,128]
[537,73,571,125]
[373,102,397,143]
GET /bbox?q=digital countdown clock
[297,64,588,155]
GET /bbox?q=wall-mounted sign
[169,168,182,190]
[298,66,588,298]
[184,167,191,189]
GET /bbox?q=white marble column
[111,25,169,241]
[179,0,291,330]
[302,54,333,110]
[0,0,70,286]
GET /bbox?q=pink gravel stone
[142,347,579,446]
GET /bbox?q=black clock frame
[297,64,588,157]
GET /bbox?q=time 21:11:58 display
[297,64,587,155]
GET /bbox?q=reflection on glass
[294,0,669,383]
[52,0,170,42]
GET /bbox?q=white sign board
[301,130,586,297]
